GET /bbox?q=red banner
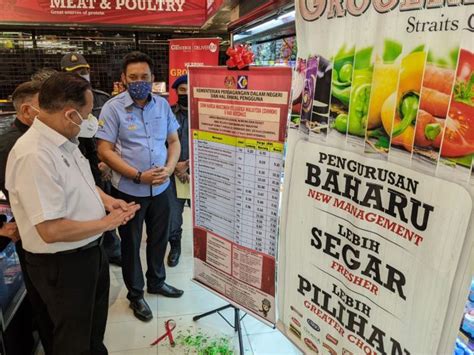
[0,0,205,26]
[168,38,219,104]
[205,0,223,19]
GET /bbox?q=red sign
[1,0,205,26]
[168,38,219,104]
[205,0,223,19]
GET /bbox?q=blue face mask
[127,81,152,100]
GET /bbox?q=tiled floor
[105,207,302,354]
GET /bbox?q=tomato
[440,102,474,157]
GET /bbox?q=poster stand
[193,304,247,355]
[189,66,292,343]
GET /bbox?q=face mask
[23,105,39,125]
[29,105,40,119]
[127,81,152,100]
[177,94,188,108]
[80,74,90,82]
[68,111,99,138]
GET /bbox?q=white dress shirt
[5,119,106,253]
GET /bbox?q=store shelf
[0,242,25,331]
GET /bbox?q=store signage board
[0,0,205,26]
[168,38,220,105]
[205,0,223,19]
[278,2,474,355]
[189,65,292,324]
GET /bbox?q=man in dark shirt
[61,52,122,266]
[167,75,190,267]
[0,83,37,201]
[0,81,53,354]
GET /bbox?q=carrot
[415,110,436,147]
[419,87,450,118]
[414,110,444,147]
[423,65,455,95]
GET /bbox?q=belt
[24,237,104,257]
[54,237,103,255]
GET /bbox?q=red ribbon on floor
[150,319,176,347]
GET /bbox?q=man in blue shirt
[96,52,183,322]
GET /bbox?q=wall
[0,29,228,100]
[0,30,173,99]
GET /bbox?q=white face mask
[80,74,91,82]
[68,111,99,138]
[29,105,40,121]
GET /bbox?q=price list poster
[188,66,292,323]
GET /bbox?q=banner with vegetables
[291,6,474,180]
[279,2,474,354]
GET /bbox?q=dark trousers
[168,177,187,247]
[16,241,54,354]
[112,186,171,301]
[102,229,121,259]
[24,244,109,355]
[102,181,121,260]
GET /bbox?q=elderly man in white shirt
[5,72,140,355]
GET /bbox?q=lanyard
[150,319,176,347]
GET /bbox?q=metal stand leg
[192,304,233,322]
[193,304,247,354]
[234,307,244,355]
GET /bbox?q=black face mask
[177,94,188,108]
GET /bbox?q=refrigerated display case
[456,278,474,354]
[231,6,295,67]
[250,35,296,67]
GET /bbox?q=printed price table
[192,130,283,257]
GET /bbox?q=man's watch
[133,171,142,184]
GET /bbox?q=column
[254,142,270,254]
[235,139,245,246]
[242,141,256,249]
[193,132,236,242]
[266,144,283,257]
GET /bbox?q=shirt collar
[123,90,154,109]
[14,117,30,133]
[32,119,77,152]
[123,90,135,108]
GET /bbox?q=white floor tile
[242,314,277,335]
[109,275,128,303]
[164,271,201,292]
[110,348,157,354]
[104,319,158,353]
[164,254,194,275]
[157,288,227,318]
[179,241,193,258]
[109,264,124,281]
[247,331,302,355]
